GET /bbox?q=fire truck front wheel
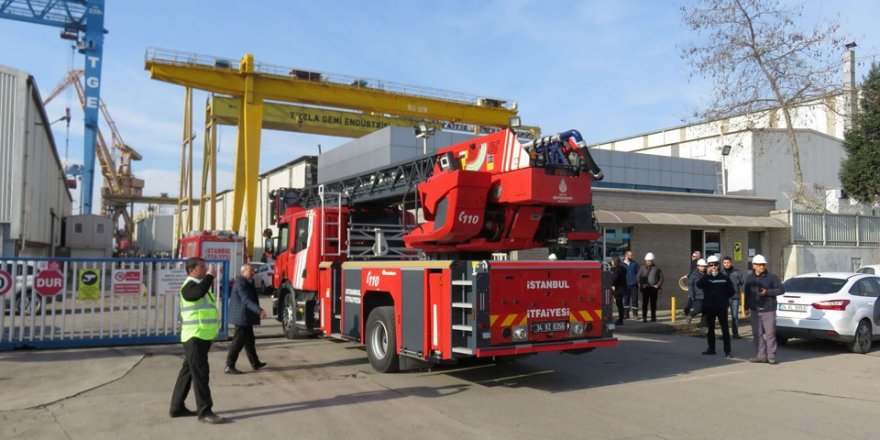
[366,306,400,373]
[282,292,305,339]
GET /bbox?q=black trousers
[170,337,213,417]
[704,307,732,354]
[226,325,261,368]
[614,294,626,322]
[641,286,659,320]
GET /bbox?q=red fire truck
[267,129,617,372]
[178,230,247,283]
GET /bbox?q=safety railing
[0,257,229,350]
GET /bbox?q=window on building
[96,223,105,234]
[74,223,83,234]
[691,229,721,259]
[603,227,632,259]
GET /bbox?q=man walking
[697,256,735,358]
[225,264,268,374]
[744,255,784,365]
[720,256,745,339]
[637,252,663,322]
[169,257,226,424]
[623,250,640,319]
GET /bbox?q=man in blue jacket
[623,250,640,319]
[744,255,784,365]
[225,264,268,374]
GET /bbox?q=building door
[691,229,721,259]
[748,231,764,270]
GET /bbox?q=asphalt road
[2,314,880,440]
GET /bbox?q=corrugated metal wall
[0,68,18,223]
[0,65,72,257]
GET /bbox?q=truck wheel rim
[284,302,294,329]
[371,321,388,359]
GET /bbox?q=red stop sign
[34,270,64,297]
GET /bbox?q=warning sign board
[112,269,142,295]
[78,269,101,300]
[34,270,64,297]
[0,270,11,296]
[156,265,187,296]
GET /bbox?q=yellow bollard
[740,292,745,317]
[671,296,676,323]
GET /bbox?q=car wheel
[365,306,400,373]
[849,320,872,354]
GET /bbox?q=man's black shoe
[169,408,197,418]
[253,361,268,370]
[701,350,716,355]
[224,366,243,375]
[198,413,227,424]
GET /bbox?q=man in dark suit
[225,264,268,374]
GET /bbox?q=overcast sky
[1,0,878,212]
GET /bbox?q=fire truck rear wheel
[366,306,399,373]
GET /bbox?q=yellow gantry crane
[144,48,521,255]
[44,69,145,246]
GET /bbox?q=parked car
[251,263,274,294]
[856,264,880,275]
[775,272,880,353]
[1,262,51,315]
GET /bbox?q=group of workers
[611,250,785,363]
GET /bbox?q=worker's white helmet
[696,258,707,267]
[548,253,558,261]
[752,255,767,265]
[645,252,655,261]
[706,255,720,264]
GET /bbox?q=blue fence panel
[0,257,229,350]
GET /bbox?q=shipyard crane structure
[0,0,106,214]
[43,69,144,245]
[144,48,524,256]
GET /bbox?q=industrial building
[0,64,71,257]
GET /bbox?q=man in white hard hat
[636,252,664,322]
[685,258,708,327]
[744,255,784,364]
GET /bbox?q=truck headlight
[511,326,528,341]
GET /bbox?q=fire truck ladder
[449,262,486,356]
[318,185,343,257]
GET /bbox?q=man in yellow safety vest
[169,257,227,424]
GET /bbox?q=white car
[251,263,274,294]
[775,272,880,353]
[856,264,880,275]
[1,262,49,315]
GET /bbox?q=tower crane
[43,69,144,247]
[144,48,522,256]
[0,0,107,214]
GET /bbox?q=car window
[862,278,880,298]
[858,267,875,274]
[783,277,847,294]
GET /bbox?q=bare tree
[681,0,844,205]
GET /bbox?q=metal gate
[0,257,229,350]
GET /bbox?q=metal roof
[596,210,789,228]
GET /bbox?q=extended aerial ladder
[43,69,144,246]
[144,48,525,256]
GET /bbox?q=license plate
[532,321,568,333]
[779,304,809,312]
